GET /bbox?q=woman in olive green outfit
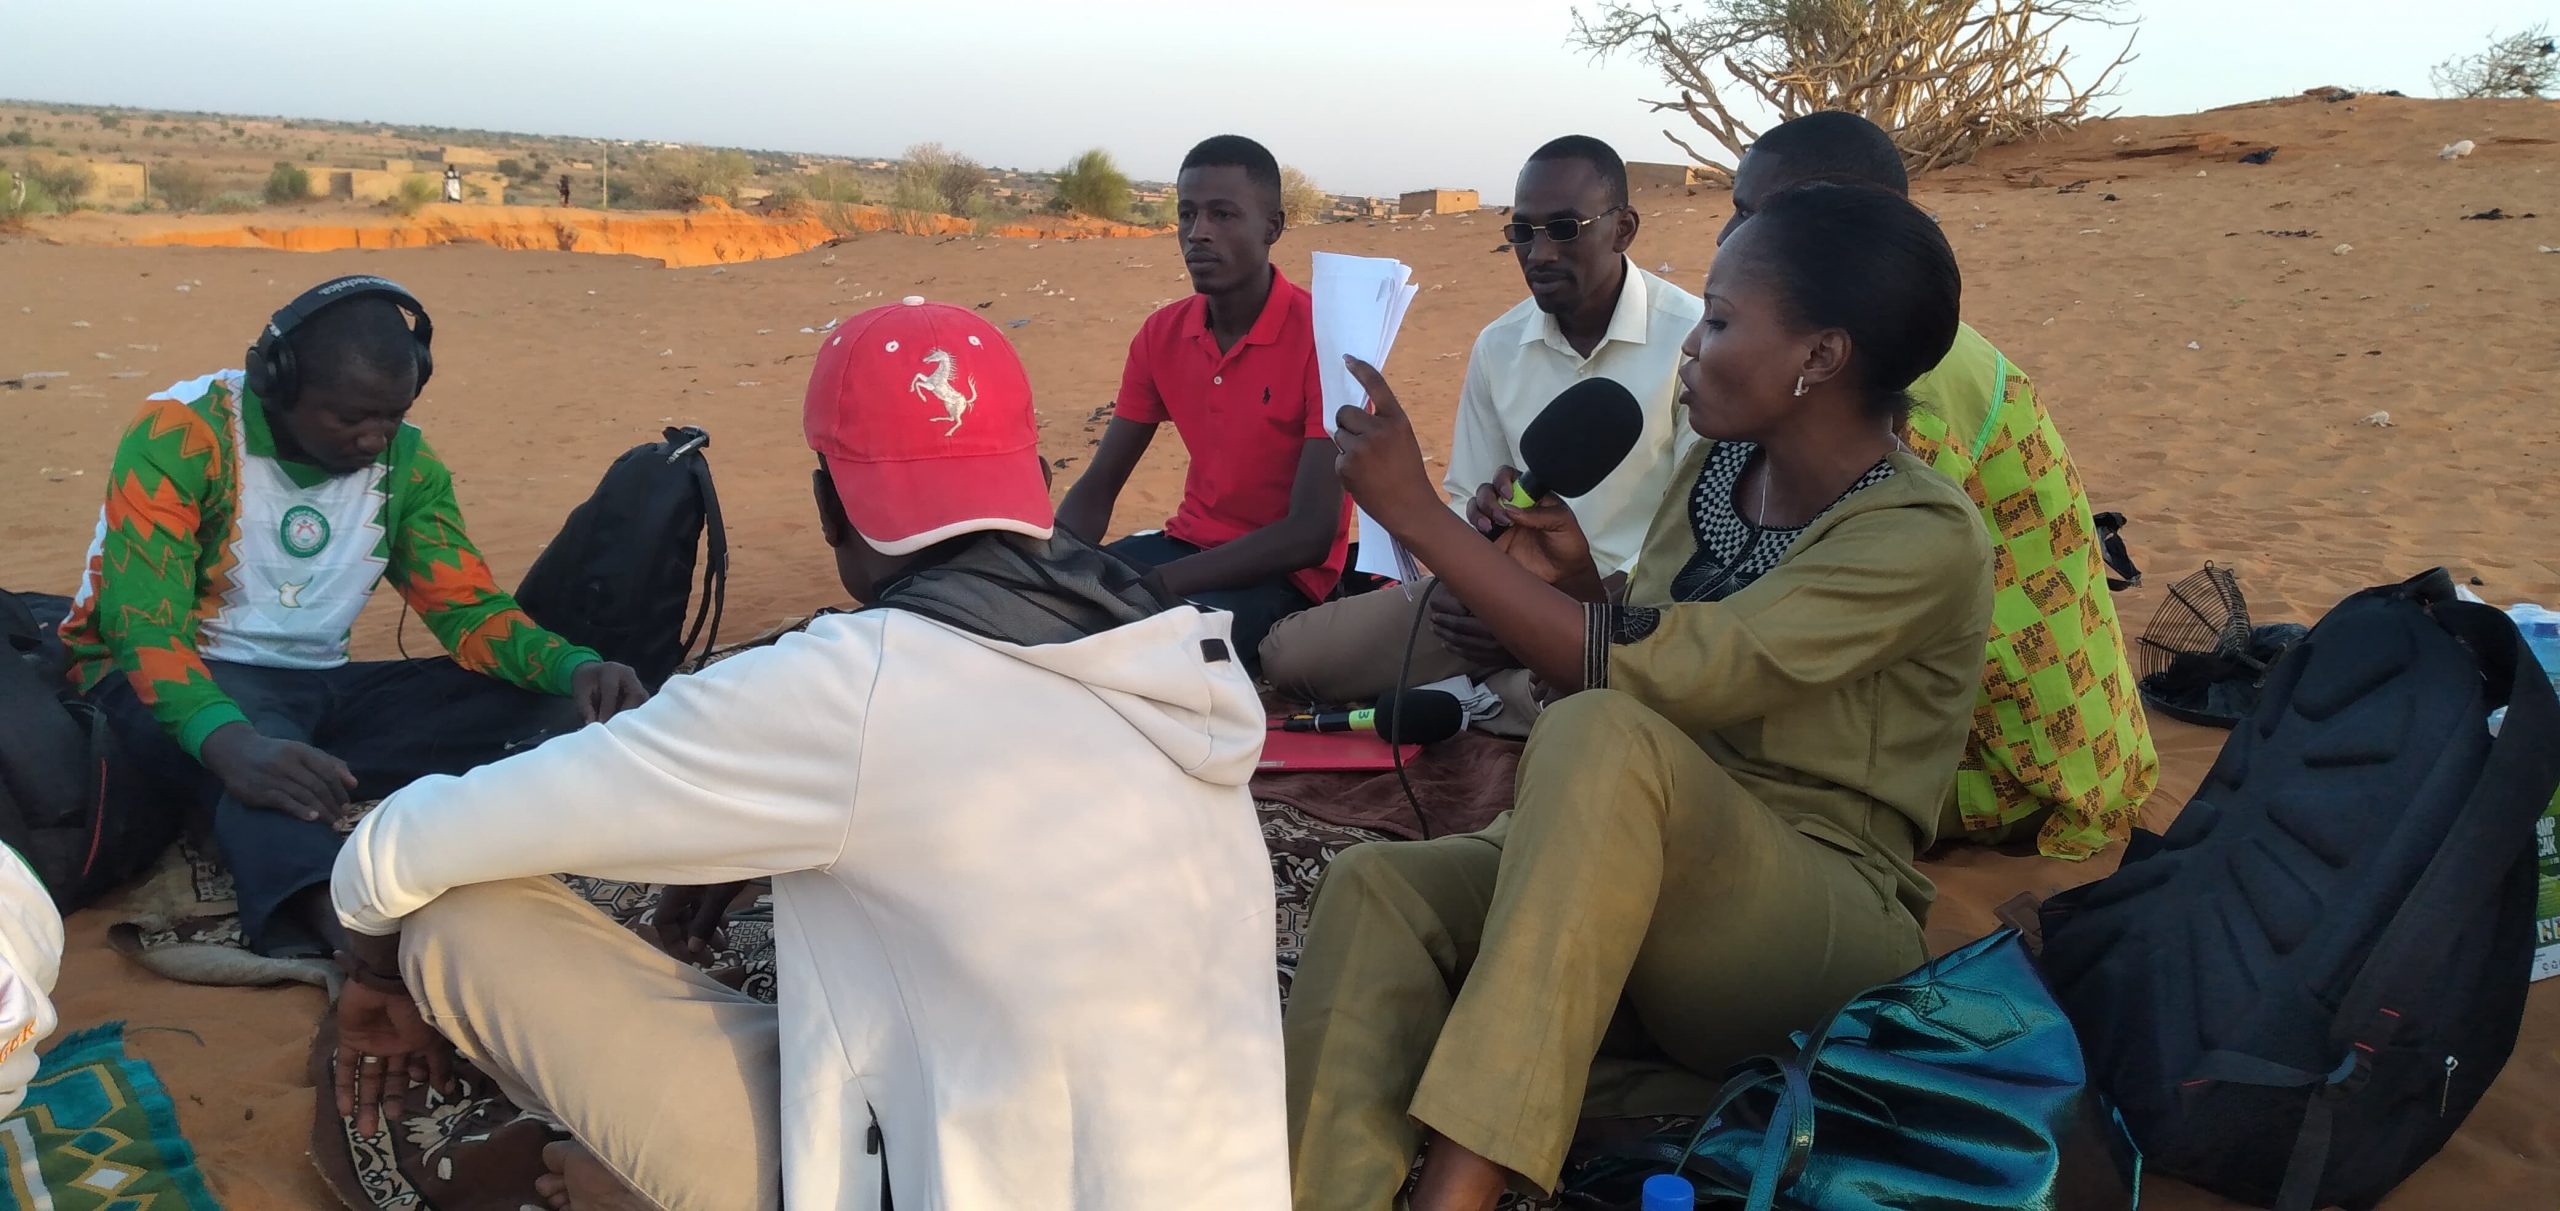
[1294,182,1994,1211]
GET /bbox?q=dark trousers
[88,658,583,953]
[1105,532,1314,675]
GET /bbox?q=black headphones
[243,275,435,408]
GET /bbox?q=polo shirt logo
[911,348,978,437]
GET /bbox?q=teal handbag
[1563,929,2140,1211]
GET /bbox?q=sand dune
[2,90,2555,1206]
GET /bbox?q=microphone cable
[1389,577,1442,828]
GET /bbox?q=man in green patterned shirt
[58,278,647,955]
[1719,115,2158,859]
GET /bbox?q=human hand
[1426,592,1517,669]
[1465,467,1528,537]
[571,661,650,724]
[199,724,356,824]
[1492,495,1604,602]
[1333,357,1444,532]
[649,881,751,964]
[333,978,452,1136]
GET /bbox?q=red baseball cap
[802,296,1055,555]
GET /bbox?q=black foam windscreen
[1373,688,1465,746]
[1517,377,1645,501]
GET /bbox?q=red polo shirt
[1115,267,1347,603]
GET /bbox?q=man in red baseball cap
[326,299,1291,1210]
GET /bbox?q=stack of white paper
[1309,251,1422,582]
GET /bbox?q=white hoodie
[0,844,64,1118]
[332,604,1287,1209]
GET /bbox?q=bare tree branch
[1572,0,2139,173]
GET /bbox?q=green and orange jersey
[1904,325,2160,860]
[58,371,598,759]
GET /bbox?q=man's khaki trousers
[401,876,783,1211]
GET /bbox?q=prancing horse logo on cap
[911,349,978,437]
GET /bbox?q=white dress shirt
[1442,257,1705,577]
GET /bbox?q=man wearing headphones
[56,275,647,958]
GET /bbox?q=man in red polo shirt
[1057,135,1347,671]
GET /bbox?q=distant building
[1625,161,1710,192]
[1398,188,1478,217]
[327,169,412,204]
[70,161,147,206]
[1328,194,1394,221]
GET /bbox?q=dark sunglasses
[1502,204,1627,246]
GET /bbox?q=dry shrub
[2431,24,2556,99]
[154,160,216,210]
[1056,148,1132,221]
[1573,0,2138,178]
[1280,165,1327,225]
[390,173,439,217]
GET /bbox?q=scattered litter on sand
[2461,208,2534,221]
[2186,341,2203,350]
[2332,244,2354,256]
[2362,411,2395,428]
[71,320,90,328]
[2441,140,2477,160]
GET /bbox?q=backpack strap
[674,433,728,673]
[2339,597,2558,1030]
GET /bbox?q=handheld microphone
[1279,689,1465,745]
[1504,377,1646,508]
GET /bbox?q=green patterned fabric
[1904,325,2157,860]
[0,1022,222,1210]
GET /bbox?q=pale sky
[3,0,2548,197]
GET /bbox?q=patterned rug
[0,1022,223,1211]
[297,802,1423,1209]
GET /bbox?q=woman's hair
[1735,180,1961,425]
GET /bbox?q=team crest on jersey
[280,505,332,558]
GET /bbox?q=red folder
[1257,726,1421,772]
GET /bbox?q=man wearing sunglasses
[1261,136,1700,721]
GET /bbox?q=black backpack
[2038,569,2560,1211]
[0,590,178,910]
[514,426,728,690]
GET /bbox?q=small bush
[900,142,986,216]
[1280,165,1327,226]
[208,191,262,214]
[763,180,811,214]
[28,158,93,202]
[1054,148,1132,221]
[153,160,215,210]
[497,157,525,179]
[264,160,309,204]
[97,114,122,130]
[808,171,863,205]
[2,130,27,147]
[390,173,439,216]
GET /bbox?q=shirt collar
[1523,256,1651,354]
[1190,265,1298,350]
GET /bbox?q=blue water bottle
[1641,1172,1697,1211]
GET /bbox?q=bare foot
[533,1140,652,1211]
